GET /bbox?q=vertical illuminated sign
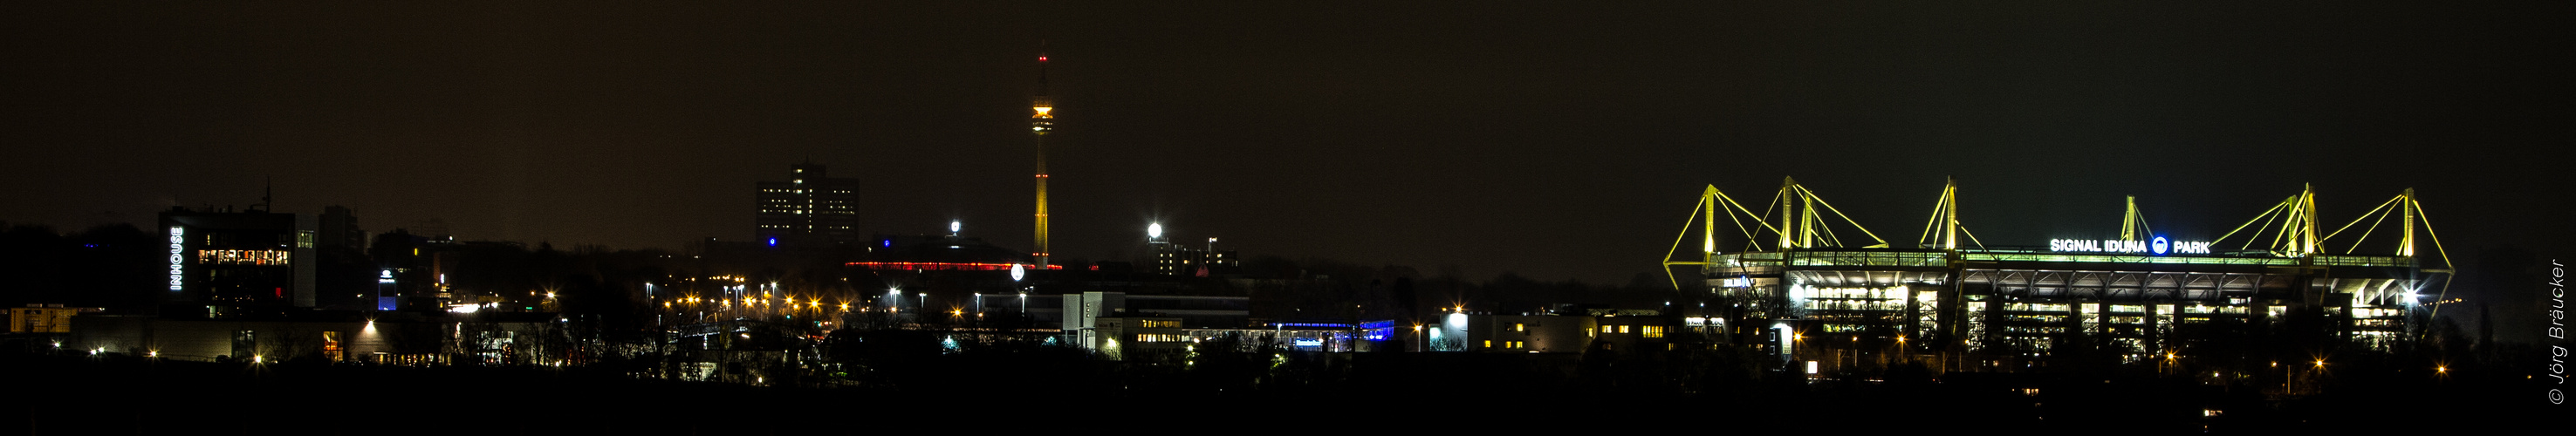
[167,226,185,291]
[377,269,398,311]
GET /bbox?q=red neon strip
[845,262,1064,270]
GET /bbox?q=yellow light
[2314,359,2325,367]
[2436,366,2447,373]
[1033,106,1052,116]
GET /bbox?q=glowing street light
[1148,222,1163,239]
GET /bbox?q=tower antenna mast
[1030,46,1055,267]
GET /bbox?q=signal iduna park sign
[2050,236,2210,255]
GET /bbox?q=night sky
[4,2,2569,289]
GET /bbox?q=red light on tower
[1038,56,1047,62]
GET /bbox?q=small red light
[1038,56,1048,62]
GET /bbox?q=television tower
[1030,52,1054,266]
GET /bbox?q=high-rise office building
[160,206,319,310]
[319,205,365,251]
[756,163,862,246]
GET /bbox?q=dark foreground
[7,352,2559,433]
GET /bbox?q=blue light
[2150,236,2170,255]
[881,240,893,248]
[766,237,778,247]
[1363,329,1391,341]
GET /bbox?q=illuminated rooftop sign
[2051,237,2210,255]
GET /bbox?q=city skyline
[3,1,2567,289]
[3,3,2567,428]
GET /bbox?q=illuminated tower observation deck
[1031,54,1054,266]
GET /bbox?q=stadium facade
[1662,178,2449,374]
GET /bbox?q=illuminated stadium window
[322,331,343,362]
[231,330,255,359]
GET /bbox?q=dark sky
[3,1,2569,287]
